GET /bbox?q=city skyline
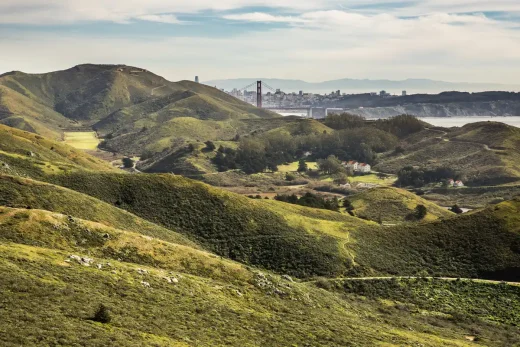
[1,1,520,84]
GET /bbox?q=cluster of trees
[397,166,461,187]
[274,193,340,212]
[210,114,424,175]
[324,113,424,139]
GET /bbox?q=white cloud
[223,13,307,23]
[136,14,181,24]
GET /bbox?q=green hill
[352,197,520,280]
[3,210,519,346]
[48,172,362,278]
[0,65,278,154]
[375,122,520,186]
[0,124,115,179]
[349,187,454,223]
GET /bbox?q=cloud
[223,13,307,23]
[136,14,182,24]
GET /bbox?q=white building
[358,163,371,173]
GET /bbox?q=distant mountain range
[205,78,520,94]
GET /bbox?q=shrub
[92,304,111,324]
[122,158,134,168]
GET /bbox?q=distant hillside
[206,78,520,94]
[349,187,453,223]
[375,122,520,186]
[138,117,332,175]
[0,124,116,178]
[0,64,277,148]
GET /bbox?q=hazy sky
[1,0,520,83]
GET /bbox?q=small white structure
[454,180,464,187]
[345,161,359,171]
[358,163,371,173]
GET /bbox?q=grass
[277,161,318,172]
[376,122,520,186]
[1,213,519,346]
[349,174,396,186]
[351,197,520,280]
[48,172,353,278]
[63,131,100,150]
[349,187,453,223]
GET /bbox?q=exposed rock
[141,281,151,288]
[282,275,294,283]
[137,268,149,275]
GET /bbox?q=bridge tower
[256,81,262,108]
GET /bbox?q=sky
[1,0,520,84]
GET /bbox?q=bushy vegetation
[397,166,461,187]
[352,198,520,280]
[49,172,352,278]
[274,192,340,212]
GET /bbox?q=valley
[0,64,520,346]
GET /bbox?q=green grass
[1,216,519,346]
[48,172,354,278]
[0,175,194,247]
[277,161,318,172]
[351,197,520,280]
[376,122,520,186]
[63,131,100,150]
[349,187,453,223]
[349,174,396,186]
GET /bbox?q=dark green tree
[297,159,308,172]
[122,157,134,168]
[92,304,111,324]
[450,204,464,214]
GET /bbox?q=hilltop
[0,64,278,145]
[376,122,520,186]
[349,187,453,223]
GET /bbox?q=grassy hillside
[349,187,454,223]
[1,208,519,346]
[0,175,194,247]
[352,197,520,280]
[0,124,115,179]
[376,122,520,186]
[137,117,332,174]
[0,85,74,139]
[48,172,356,278]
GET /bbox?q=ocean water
[418,116,520,128]
[278,112,520,128]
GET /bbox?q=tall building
[195,76,199,83]
[402,90,407,96]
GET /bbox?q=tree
[450,204,464,214]
[122,157,134,168]
[297,159,308,172]
[333,173,349,185]
[92,304,111,323]
[415,205,427,220]
[204,141,216,151]
[317,155,345,175]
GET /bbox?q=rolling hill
[375,122,520,186]
[0,121,520,345]
[0,64,278,151]
[349,187,454,223]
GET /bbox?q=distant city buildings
[402,90,407,96]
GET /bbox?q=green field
[349,173,396,186]
[277,161,318,172]
[64,131,100,150]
